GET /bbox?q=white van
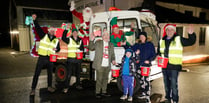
[89,10,162,92]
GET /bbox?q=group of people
[29,1,196,103]
[90,23,195,103]
[30,13,84,96]
[110,23,196,103]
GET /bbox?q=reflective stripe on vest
[38,35,59,56]
[160,36,183,65]
[67,38,81,58]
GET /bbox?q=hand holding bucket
[76,51,83,59]
[157,56,168,68]
[50,54,58,62]
[111,65,120,77]
[140,66,150,76]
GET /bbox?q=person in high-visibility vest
[30,14,60,95]
[61,24,84,93]
[157,24,196,103]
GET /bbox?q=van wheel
[117,75,140,94]
[55,64,67,82]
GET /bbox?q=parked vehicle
[30,10,162,93]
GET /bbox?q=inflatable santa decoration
[69,0,93,53]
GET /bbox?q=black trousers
[31,56,53,89]
[64,58,82,88]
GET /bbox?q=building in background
[155,1,209,63]
[9,0,72,51]
[73,0,209,63]
[8,0,209,63]
[71,0,144,24]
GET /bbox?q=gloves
[69,0,75,11]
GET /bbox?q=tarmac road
[0,47,209,103]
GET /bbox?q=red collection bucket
[76,51,83,59]
[112,69,120,77]
[50,54,57,62]
[140,66,150,76]
[157,56,169,68]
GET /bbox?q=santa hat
[162,24,176,37]
[71,24,78,32]
[111,17,119,29]
[48,27,57,32]
[83,7,92,13]
[109,7,121,11]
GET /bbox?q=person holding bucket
[61,24,84,93]
[132,32,156,103]
[120,49,137,102]
[89,30,116,99]
[30,14,60,95]
[157,24,196,103]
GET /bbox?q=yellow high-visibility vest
[38,35,59,56]
[67,38,82,58]
[160,36,183,65]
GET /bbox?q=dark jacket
[157,33,196,70]
[120,55,136,76]
[33,20,60,56]
[132,42,156,67]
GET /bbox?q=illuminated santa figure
[69,0,93,53]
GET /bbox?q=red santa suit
[70,1,93,53]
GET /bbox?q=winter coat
[89,40,115,70]
[120,55,136,76]
[132,42,156,67]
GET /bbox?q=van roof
[92,10,156,22]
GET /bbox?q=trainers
[137,93,146,99]
[47,87,55,93]
[62,88,68,94]
[173,101,178,103]
[30,90,35,95]
[101,93,111,97]
[127,96,133,102]
[120,95,127,100]
[96,93,101,99]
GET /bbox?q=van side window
[141,20,159,46]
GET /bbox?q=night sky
[0,1,10,47]
[0,0,208,47]
[0,1,9,33]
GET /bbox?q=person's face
[166,27,175,38]
[126,52,132,58]
[48,28,56,36]
[113,27,119,34]
[140,35,146,43]
[102,32,109,42]
[72,31,78,37]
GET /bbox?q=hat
[112,24,119,29]
[139,32,147,38]
[109,7,121,11]
[71,24,78,32]
[111,17,119,29]
[163,24,176,37]
[48,27,57,32]
[125,49,133,57]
